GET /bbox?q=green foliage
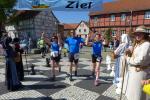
[104,28,112,43]
[0,0,16,38]
[0,8,6,22]
[0,0,16,8]
[0,0,16,22]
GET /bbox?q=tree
[104,28,112,45]
[0,0,16,38]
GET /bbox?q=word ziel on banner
[14,0,103,11]
[65,1,92,9]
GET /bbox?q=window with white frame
[110,15,115,21]
[121,30,126,35]
[94,17,98,23]
[79,29,81,32]
[121,14,126,21]
[101,31,105,35]
[146,29,150,33]
[145,11,150,19]
[112,30,117,36]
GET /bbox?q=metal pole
[130,10,133,31]
[119,59,127,100]
[24,51,29,75]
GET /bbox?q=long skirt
[119,55,127,77]
[5,57,22,91]
[114,57,121,84]
[125,67,149,100]
[16,56,24,81]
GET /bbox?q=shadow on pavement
[25,84,67,90]
[14,96,53,100]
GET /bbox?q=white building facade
[75,21,89,39]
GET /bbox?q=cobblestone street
[0,48,127,100]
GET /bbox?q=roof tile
[90,0,150,16]
[64,24,78,30]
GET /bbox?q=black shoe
[69,75,73,81]
[10,84,23,91]
[74,71,77,76]
[59,67,61,72]
[92,71,95,77]
[51,76,56,81]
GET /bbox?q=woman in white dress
[114,33,131,94]
[125,26,150,100]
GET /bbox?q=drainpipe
[130,10,133,31]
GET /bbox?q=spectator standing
[2,34,22,91]
[114,38,120,50]
[125,26,150,100]
[37,37,46,58]
[12,38,24,81]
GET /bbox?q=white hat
[134,26,149,34]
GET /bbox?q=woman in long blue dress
[2,36,22,91]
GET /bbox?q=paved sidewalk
[0,54,127,100]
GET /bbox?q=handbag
[143,84,150,96]
[111,51,118,59]
[14,52,21,62]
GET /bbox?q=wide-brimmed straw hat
[134,25,149,34]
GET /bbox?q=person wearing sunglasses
[49,34,61,81]
[125,26,150,100]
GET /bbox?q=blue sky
[53,0,113,24]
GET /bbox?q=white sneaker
[110,71,115,77]
[119,78,123,82]
[116,77,123,82]
[107,64,111,70]
[117,82,122,88]
[116,88,121,95]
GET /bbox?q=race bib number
[74,53,79,60]
[96,56,102,62]
[51,51,59,57]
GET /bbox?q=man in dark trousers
[65,31,84,81]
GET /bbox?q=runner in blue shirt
[65,31,84,81]
[86,33,103,86]
[49,34,61,81]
